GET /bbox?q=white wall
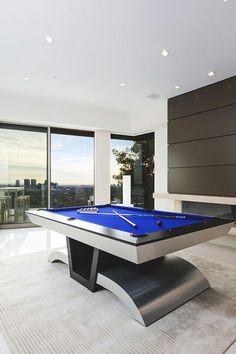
[0,90,131,133]
[95,131,110,204]
[130,100,167,134]
[154,123,175,211]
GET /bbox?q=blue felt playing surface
[47,204,213,237]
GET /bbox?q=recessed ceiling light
[175,85,181,89]
[120,82,126,87]
[161,49,169,57]
[24,77,30,81]
[46,35,53,44]
[208,70,215,77]
[91,97,95,101]
[224,0,228,3]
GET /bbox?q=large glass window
[0,124,95,228]
[111,133,154,209]
[50,128,94,208]
[0,124,47,226]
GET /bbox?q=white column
[154,123,175,211]
[122,175,131,205]
[94,131,110,204]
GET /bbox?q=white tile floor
[0,227,66,261]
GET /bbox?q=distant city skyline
[4,178,94,187]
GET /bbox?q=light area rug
[0,250,235,354]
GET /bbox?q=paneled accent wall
[168,76,236,197]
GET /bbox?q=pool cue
[155,215,186,219]
[112,210,137,228]
[77,212,154,217]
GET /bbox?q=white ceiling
[0,0,236,114]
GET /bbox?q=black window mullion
[0,122,47,133]
[51,127,94,137]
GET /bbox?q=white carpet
[0,250,235,354]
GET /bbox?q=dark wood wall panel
[168,104,236,144]
[168,76,236,197]
[168,166,236,197]
[168,76,236,120]
[168,135,236,168]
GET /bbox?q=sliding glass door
[0,124,47,226]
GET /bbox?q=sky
[51,134,94,185]
[0,129,47,185]
[0,128,134,185]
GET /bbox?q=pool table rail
[26,209,234,264]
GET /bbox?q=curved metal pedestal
[48,248,209,326]
[97,256,209,326]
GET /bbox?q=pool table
[27,204,235,326]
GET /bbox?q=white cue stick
[112,209,137,228]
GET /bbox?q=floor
[0,227,235,354]
[188,234,236,266]
[0,227,66,261]
[0,335,11,354]
[0,227,67,354]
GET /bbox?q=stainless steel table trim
[27,210,235,264]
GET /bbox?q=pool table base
[49,238,210,326]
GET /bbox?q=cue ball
[157,220,163,226]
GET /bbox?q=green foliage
[112,140,154,185]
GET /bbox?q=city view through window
[50,132,94,208]
[0,125,154,227]
[0,127,47,225]
[0,125,94,226]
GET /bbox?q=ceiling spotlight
[208,70,215,77]
[91,97,95,101]
[120,82,126,87]
[175,85,180,89]
[223,0,228,2]
[46,35,54,44]
[24,77,30,81]
[161,49,169,57]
